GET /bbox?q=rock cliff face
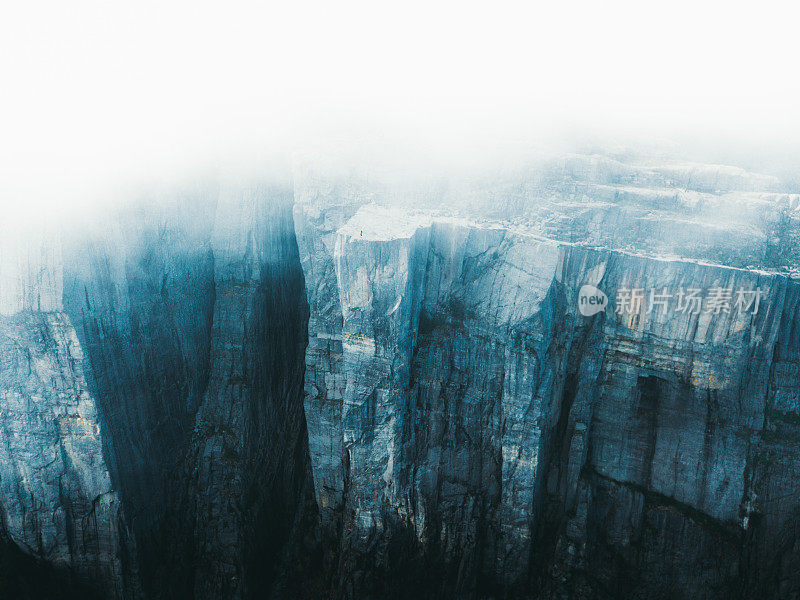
[292,194,800,598]
[0,222,137,598]
[2,152,800,599]
[296,202,563,596]
[292,155,800,599]
[536,248,800,600]
[59,183,317,599]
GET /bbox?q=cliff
[0,221,137,598]
[1,153,799,599]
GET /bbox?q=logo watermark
[577,286,765,316]
[577,285,608,316]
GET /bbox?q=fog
[2,0,799,224]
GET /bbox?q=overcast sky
[1,0,798,218]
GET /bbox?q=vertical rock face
[62,193,219,598]
[739,279,800,600]
[293,155,800,600]
[2,152,800,599]
[0,227,137,598]
[1,184,317,600]
[0,222,63,315]
[60,183,317,600]
[179,186,315,599]
[294,200,561,595]
[535,248,796,600]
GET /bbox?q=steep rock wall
[535,247,795,600]
[2,154,800,600]
[0,224,138,598]
[61,184,316,599]
[296,198,800,599]
[295,203,565,596]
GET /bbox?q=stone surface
[0,265,138,597]
[2,151,800,599]
[297,206,564,595]
[292,154,800,599]
[60,182,317,600]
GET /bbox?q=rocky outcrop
[2,151,800,599]
[1,185,318,599]
[62,192,218,598]
[60,183,317,600]
[176,185,316,599]
[295,201,565,596]
[535,248,798,600]
[294,178,800,599]
[0,224,138,598]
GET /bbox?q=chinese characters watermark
[614,286,764,316]
[577,285,766,317]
